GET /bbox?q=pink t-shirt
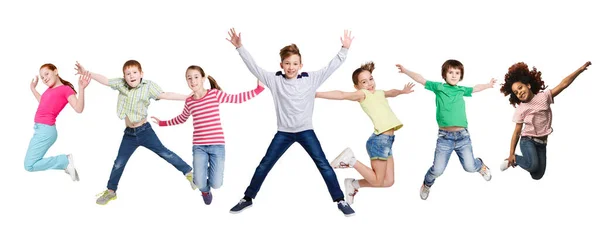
[34,85,75,125]
[513,90,553,137]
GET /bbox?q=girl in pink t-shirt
[499,61,591,179]
[24,63,91,181]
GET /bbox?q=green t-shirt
[424,81,473,128]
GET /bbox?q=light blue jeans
[193,145,226,193]
[24,123,69,172]
[423,129,483,186]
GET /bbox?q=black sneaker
[230,199,253,214]
[337,201,355,217]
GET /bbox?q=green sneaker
[185,172,198,190]
[96,190,117,205]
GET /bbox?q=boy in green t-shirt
[396,60,495,200]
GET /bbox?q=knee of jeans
[463,160,479,172]
[211,181,223,189]
[112,161,125,171]
[23,161,34,172]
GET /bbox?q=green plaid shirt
[108,78,163,123]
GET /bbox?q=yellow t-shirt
[359,89,403,134]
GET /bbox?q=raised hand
[340,30,354,49]
[74,61,87,75]
[396,64,407,74]
[401,82,415,94]
[151,116,161,124]
[78,71,91,89]
[226,28,242,48]
[487,78,497,88]
[579,61,592,71]
[30,76,39,89]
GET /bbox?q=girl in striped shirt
[500,61,591,179]
[152,65,265,205]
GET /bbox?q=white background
[1,0,598,246]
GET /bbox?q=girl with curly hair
[499,61,591,179]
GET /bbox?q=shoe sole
[340,210,356,217]
[331,148,352,168]
[96,196,117,206]
[230,204,253,214]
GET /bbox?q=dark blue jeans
[515,136,547,180]
[244,130,344,201]
[107,122,192,191]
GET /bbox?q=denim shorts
[366,133,395,160]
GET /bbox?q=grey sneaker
[185,172,198,190]
[230,199,253,214]
[478,159,492,181]
[420,183,430,200]
[64,154,79,181]
[96,190,117,205]
[330,148,355,169]
[344,178,358,204]
[202,191,213,205]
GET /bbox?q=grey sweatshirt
[236,46,348,133]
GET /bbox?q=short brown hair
[122,60,143,73]
[279,44,301,62]
[441,59,464,81]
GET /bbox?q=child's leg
[207,145,226,190]
[423,131,454,187]
[529,142,547,180]
[355,160,387,187]
[356,133,396,188]
[106,129,139,192]
[454,130,483,173]
[193,145,210,192]
[296,130,344,202]
[139,123,192,175]
[515,137,539,172]
[244,132,295,199]
[24,123,68,172]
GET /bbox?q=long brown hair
[187,65,221,90]
[40,63,76,94]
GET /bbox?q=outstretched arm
[313,30,354,87]
[151,104,191,127]
[385,82,415,98]
[217,80,265,104]
[30,76,41,102]
[506,123,523,166]
[75,61,109,86]
[227,28,273,88]
[473,78,496,93]
[316,90,365,102]
[67,71,92,113]
[551,61,591,98]
[396,64,426,86]
[158,92,192,101]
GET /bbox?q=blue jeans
[424,129,483,186]
[515,136,547,180]
[193,145,226,192]
[244,130,344,201]
[106,122,192,191]
[24,123,69,172]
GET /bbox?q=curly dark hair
[500,62,547,107]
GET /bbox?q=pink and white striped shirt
[513,90,554,137]
[159,84,264,145]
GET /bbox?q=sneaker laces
[237,199,247,205]
[96,190,112,198]
[338,201,349,207]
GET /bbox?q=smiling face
[280,54,303,79]
[354,70,376,91]
[186,68,205,92]
[511,81,533,102]
[39,66,60,88]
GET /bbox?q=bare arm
[473,78,497,93]
[396,64,426,86]
[74,61,109,86]
[551,61,591,98]
[158,92,191,101]
[67,72,92,113]
[506,123,523,165]
[316,90,365,102]
[30,76,41,102]
[385,82,415,98]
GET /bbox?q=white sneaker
[500,160,510,171]
[65,154,79,181]
[478,160,492,181]
[344,178,358,205]
[331,148,355,169]
[420,183,430,200]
